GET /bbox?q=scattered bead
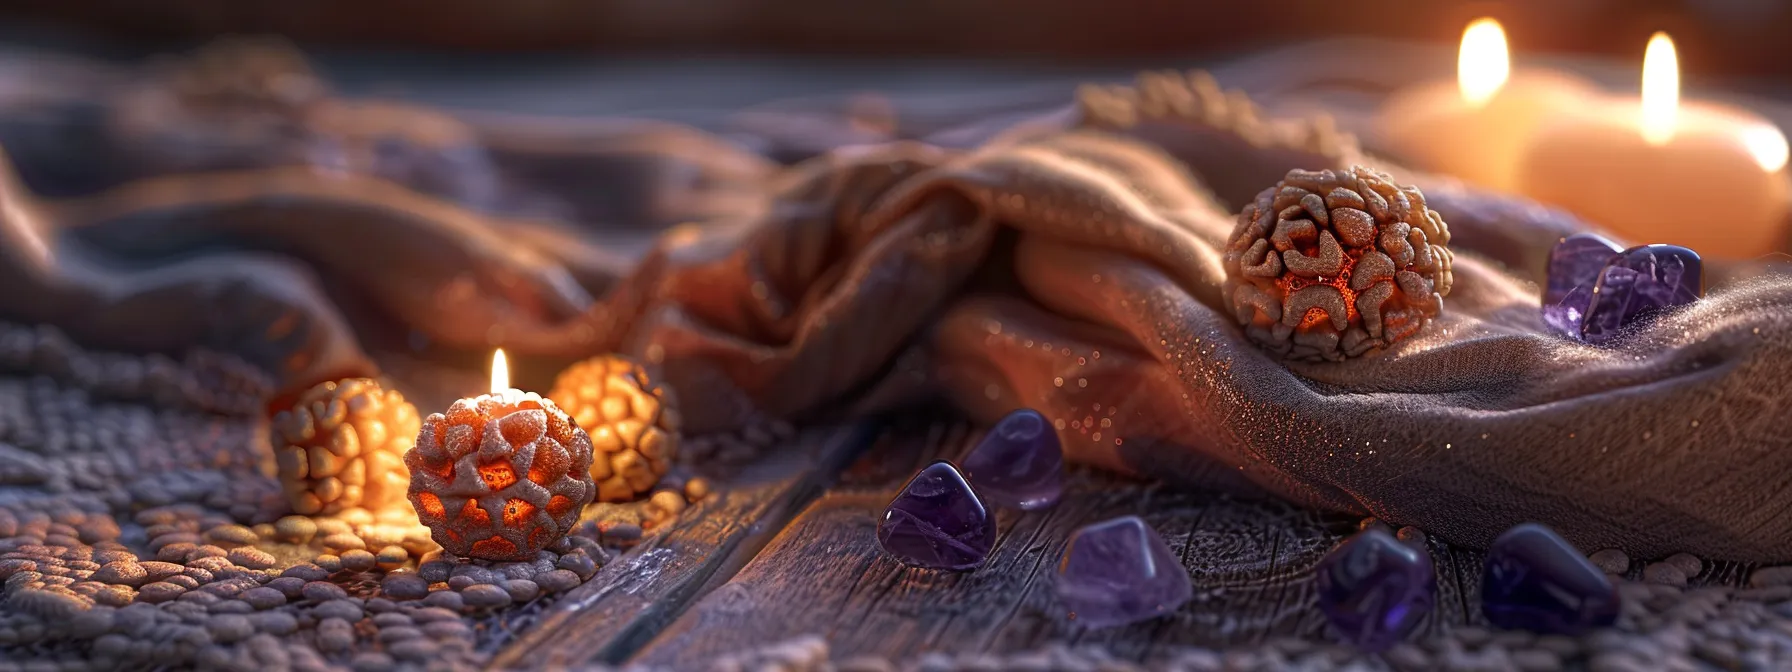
[1315,528,1434,651]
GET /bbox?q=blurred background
[0,0,1785,78]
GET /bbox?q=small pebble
[314,554,342,573]
[239,587,286,609]
[137,582,185,603]
[422,620,471,638]
[267,576,306,598]
[315,617,355,652]
[226,548,276,570]
[375,546,408,571]
[320,533,366,552]
[92,562,147,587]
[155,543,196,563]
[418,558,454,583]
[207,613,254,643]
[249,611,298,635]
[1665,553,1703,579]
[1590,549,1631,575]
[350,652,396,672]
[313,598,364,622]
[339,550,377,573]
[422,590,464,611]
[1644,562,1689,587]
[208,599,255,614]
[204,525,258,547]
[184,545,228,562]
[535,569,581,593]
[684,478,712,501]
[558,552,598,580]
[382,574,429,601]
[502,579,540,603]
[281,564,329,582]
[301,581,348,602]
[388,638,435,661]
[165,574,201,590]
[650,490,686,516]
[460,584,512,609]
[273,516,318,544]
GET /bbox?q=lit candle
[1376,18,1598,192]
[1514,33,1791,259]
[404,349,597,561]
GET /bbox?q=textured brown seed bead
[1221,165,1453,362]
[270,378,421,515]
[405,390,596,561]
[547,355,681,502]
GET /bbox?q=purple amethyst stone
[1055,515,1191,628]
[1580,244,1703,344]
[1482,523,1620,635]
[961,409,1064,510]
[1542,233,1622,339]
[876,461,996,571]
[1314,527,1435,652]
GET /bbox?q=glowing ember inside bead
[1221,166,1454,361]
[271,378,420,516]
[548,355,681,503]
[405,390,595,561]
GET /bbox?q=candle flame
[1640,31,1679,147]
[490,349,509,394]
[1458,18,1510,108]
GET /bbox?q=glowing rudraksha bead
[272,378,420,516]
[1222,166,1454,361]
[548,355,681,502]
[405,390,595,561]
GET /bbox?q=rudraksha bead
[547,355,681,502]
[405,390,595,561]
[1222,166,1454,361]
[271,378,419,516]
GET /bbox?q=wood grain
[487,420,882,670]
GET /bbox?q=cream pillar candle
[1514,33,1791,259]
[1377,18,1598,192]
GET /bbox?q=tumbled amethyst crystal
[1055,516,1192,628]
[1314,528,1435,652]
[876,461,996,571]
[1580,244,1703,343]
[961,409,1064,510]
[1542,233,1622,338]
[1542,234,1703,344]
[1482,523,1620,635]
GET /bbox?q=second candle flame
[1640,32,1680,147]
[1458,18,1510,108]
[491,349,509,394]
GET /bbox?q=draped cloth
[2,67,1789,562]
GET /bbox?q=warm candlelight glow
[1742,122,1790,173]
[1458,18,1510,108]
[1640,32,1680,147]
[491,349,510,394]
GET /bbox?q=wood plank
[486,420,882,670]
[631,421,1367,667]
